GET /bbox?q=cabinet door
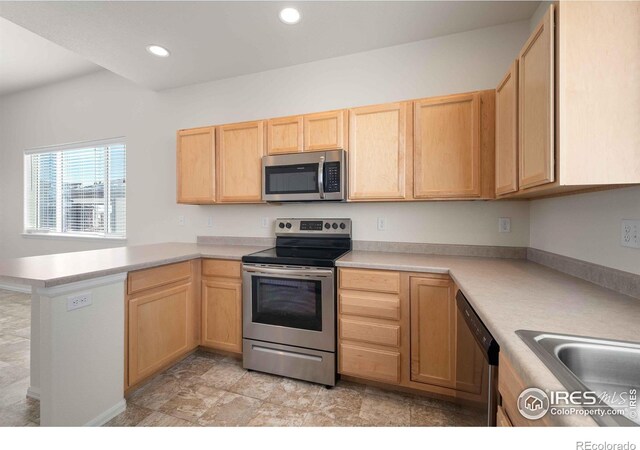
[128,283,193,385]
[267,116,303,155]
[348,102,411,200]
[414,93,481,198]
[201,278,242,353]
[176,127,215,203]
[518,5,555,189]
[303,110,348,152]
[217,121,265,202]
[455,308,485,394]
[495,60,519,196]
[410,277,456,388]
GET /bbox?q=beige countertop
[2,243,638,425]
[337,251,640,426]
[0,242,269,288]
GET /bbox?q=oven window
[252,276,322,331]
[265,163,319,195]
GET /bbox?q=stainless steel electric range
[241,218,352,387]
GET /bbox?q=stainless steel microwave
[262,149,346,202]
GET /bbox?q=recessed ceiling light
[146,45,170,57]
[279,7,301,25]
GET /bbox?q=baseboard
[84,399,127,427]
[27,386,40,400]
[0,282,31,294]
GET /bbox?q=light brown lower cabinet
[498,353,553,426]
[200,259,243,354]
[410,276,456,388]
[337,268,486,403]
[201,278,242,353]
[496,405,513,427]
[126,261,200,389]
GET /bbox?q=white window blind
[24,138,126,239]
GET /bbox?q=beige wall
[529,186,640,275]
[0,20,533,259]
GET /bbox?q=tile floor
[0,289,484,427]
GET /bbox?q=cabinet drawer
[128,261,192,295]
[339,290,400,321]
[339,268,400,293]
[340,318,400,347]
[202,259,241,279]
[339,343,400,384]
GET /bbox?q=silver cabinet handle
[318,156,325,199]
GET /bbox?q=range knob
[324,223,330,230]
[285,222,292,229]
[332,223,338,229]
[339,223,346,230]
[278,222,285,229]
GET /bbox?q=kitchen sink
[516,330,640,427]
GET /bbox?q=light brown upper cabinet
[217,120,266,203]
[267,115,303,155]
[348,102,412,201]
[303,110,348,152]
[414,92,482,198]
[177,127,216,204]
[518,5,555,190]
[410,276,456,389]
[495,2,639,199]
[495,60,519,196]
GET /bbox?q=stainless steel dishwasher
[456,289,500,426]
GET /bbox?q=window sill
[21,232,127,243]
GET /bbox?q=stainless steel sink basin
[517,330,640,427]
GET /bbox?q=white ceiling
[0,16,100,96]
[0,1,540,93]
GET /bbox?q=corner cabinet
[518,5,555,190]
[201,259,243,354]
[495,60,519,197]
[176,127,216,204]
[494,3,638,198]
[348,102,412,201]
[125,260,200,389]
[217,120,266,203]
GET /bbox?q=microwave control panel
[324,162,341,193]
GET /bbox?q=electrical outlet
[261,217,269,228]
[621,219,640,248]
[498,217,511,233]
[67,292,92,311]
[206,217,214,228]
[377,217,387,231]
[178,215,185,226]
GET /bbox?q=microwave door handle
[317,156,325,199]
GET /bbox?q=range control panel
[275,218,352,236]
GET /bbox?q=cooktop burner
[242,218,352,268]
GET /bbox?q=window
[24,138,126,239]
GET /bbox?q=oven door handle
[317,156,325,199]
[244,266,333,278]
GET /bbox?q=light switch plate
[498,217,511,233]
[261,217,269,228]
[621,219,640,248]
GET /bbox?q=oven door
[242,264,335,352]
